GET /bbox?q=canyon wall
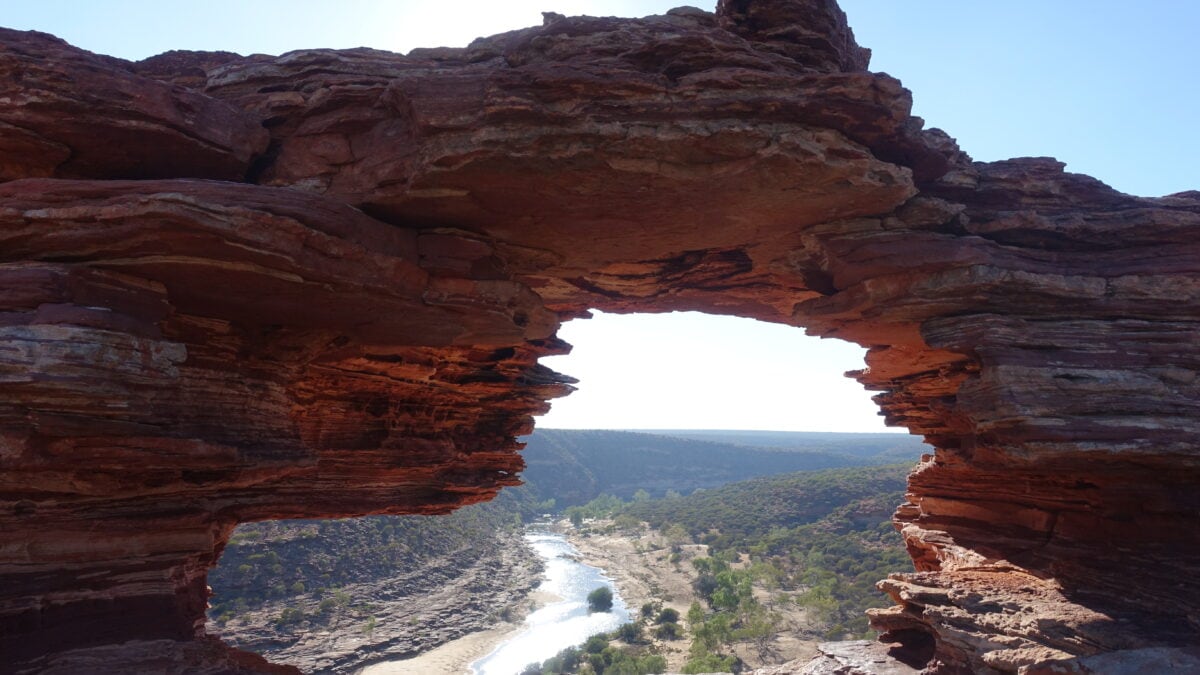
[1,1,1197,672]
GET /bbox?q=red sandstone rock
[0,29,267,181]
[0,1,1197,673]
[189,6,941,314]
[768,640,922,674]
[716,0,870,72]
[0,179,568,668]
[16,638,302,675]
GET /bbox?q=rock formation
[1,1,1196,673]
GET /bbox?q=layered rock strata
[211,529,542,673]
[1,1,1197,673]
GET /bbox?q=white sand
[358,590,560,675]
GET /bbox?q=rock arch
[1,1,1197,672]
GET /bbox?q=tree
[664,523,691,545]
[616,621,643,643]
[613,513,641,531]
[681,652,736,674]
[638,654,667,673]
[653,622,682,640]
[275,607,304,627]
[655,607,680,624]
[587,586,614,612]
[558,646,582,671]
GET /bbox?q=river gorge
[469,531,630,674]
[361,529,629,675]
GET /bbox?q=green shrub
[587,586,613,612]
[653,622,682,640]
[637,654,667,673]
[615,622,643,643]
[275,607,305,626]
[681,652,736,674]
[584,634,609,654]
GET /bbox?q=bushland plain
[209,429,923,673]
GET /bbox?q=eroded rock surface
[211,529,542,673]
[0,29,267,181]
[1,1,1197,673]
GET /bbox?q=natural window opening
[4,1,1195,672]
[208,311,923,673]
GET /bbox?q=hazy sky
[7,2,1195,433]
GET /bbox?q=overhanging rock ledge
[1,1,1198,673]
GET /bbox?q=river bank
[358,589,561,675]
[362,527,628,675]
[564,522,707,673]
[565,521,820,671]
[211,529,544,674]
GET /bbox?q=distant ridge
[630,429,911,440]
[629,429,923,461]
[519,428,925,507]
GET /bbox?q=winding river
[469,530,629,675]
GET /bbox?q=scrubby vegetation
[646,430,922,464]
[521,624,669,674]
[624,464,911,640]
[550,462,913,668]
[587,586,614,613]
[211,431,919,627]
[520,429,922,506]
[624,465,906,544]
[208,430,920,670]
[209,489,540,625]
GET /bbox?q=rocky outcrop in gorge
[1,1,1197,673]
[210,524,541,674]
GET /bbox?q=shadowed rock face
[0,2,1196,673]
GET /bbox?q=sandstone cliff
[1,1,1197,673]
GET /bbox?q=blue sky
[6,2,1195,432]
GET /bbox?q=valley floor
[565,521,821,672]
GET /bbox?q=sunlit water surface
[469,531,628,675]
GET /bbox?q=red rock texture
[0,1,1197,673]
[0,29,267,181]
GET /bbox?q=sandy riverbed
[364,522,819,674]
[358,590,561,675]
[564,525,707,672]
[367,525,689,674]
